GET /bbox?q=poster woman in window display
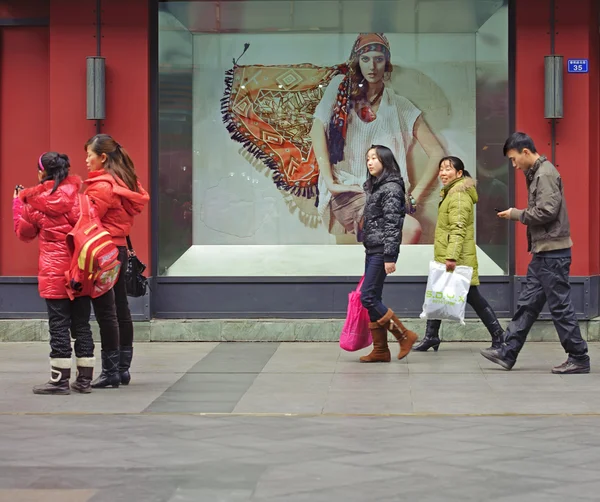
[310,33,445,243]
[222,32,446,245]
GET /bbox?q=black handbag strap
[126,236,133,251]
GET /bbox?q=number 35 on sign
[567,59,589,73]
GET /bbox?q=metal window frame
[148,0,521,319]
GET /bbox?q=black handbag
[125,236,148,297]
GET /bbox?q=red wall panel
[587,0,600,275]
[48,0,97,175]
[47,0,150,267]
[515,0,598,276]
[514,0,552,275]
[100,0,151,268]
[0,27,49,275]
[554,0,595,276]
[1,0,151,277]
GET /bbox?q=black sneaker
[480,347,515,370]
[551,359,590,375]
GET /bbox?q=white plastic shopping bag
[420,261,473,325]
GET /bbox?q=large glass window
[158,0,510,277]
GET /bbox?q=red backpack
[64,194,121,299]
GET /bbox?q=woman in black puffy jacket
[359,145,418,363]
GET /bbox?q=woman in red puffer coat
[13,153,104,395]
[84,134,149,389]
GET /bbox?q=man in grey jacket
[481,132,590,374]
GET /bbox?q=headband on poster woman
[327,33,392,165]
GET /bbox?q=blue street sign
[567,59,589,73]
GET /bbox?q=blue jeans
[360,254,389,322]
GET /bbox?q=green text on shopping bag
[425,290,466,305]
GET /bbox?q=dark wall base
[0,278,150,320]
[1,275,598,320]
[515,275,600,320]
[152,275,597,320]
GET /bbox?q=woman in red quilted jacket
[13,152,97,395]
[84,134,149,388]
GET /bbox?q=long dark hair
[439,156,472,178]
[365,145,405,193]
[348,52,393,102]
[85,134,139,192]
[39,152,70,194]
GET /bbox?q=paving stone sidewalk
[1,342,600,502]
[1,341,600,415]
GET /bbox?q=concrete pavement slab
[2,342,600,500]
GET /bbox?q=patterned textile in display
[222,63,344,199]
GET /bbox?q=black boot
[71,357,95,394]
[33,358,71,395]
[490,332,504,350]
[479,306,505,350]
[551,357,590,375]
[91,350,120,389]
[414,320,441,352]
[481,346,515,370]
[119,346,133,385]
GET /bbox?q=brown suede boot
[379,309,418,360]
[359,321,391,363]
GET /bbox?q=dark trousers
[90,246,133,351]
[427,285,502,335]
[114,246,134,347]
[503,255,588,363]
[360,254,389,322]
[46,297,94,359]
[91,289,120,351]
[466,286,490,316]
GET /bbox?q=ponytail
[39,152,70,193]
[113,144,139,192]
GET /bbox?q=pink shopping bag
[340,277,372,352]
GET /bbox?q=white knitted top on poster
[313,74,422,234]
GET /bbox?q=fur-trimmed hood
[442,176,478,204]
[435,175,479,286]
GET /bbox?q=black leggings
[427,286,500,336]
[465,286,491,317]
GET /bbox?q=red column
[1,1,151,276]
[48,0,97,169]
[101,0,151,268]
[514,0,599,276]
[48,0,151,268]
[0,27,50,275]
[514,0,552,275]
[554,0,599,276]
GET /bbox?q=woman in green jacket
[415,156,504,352]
